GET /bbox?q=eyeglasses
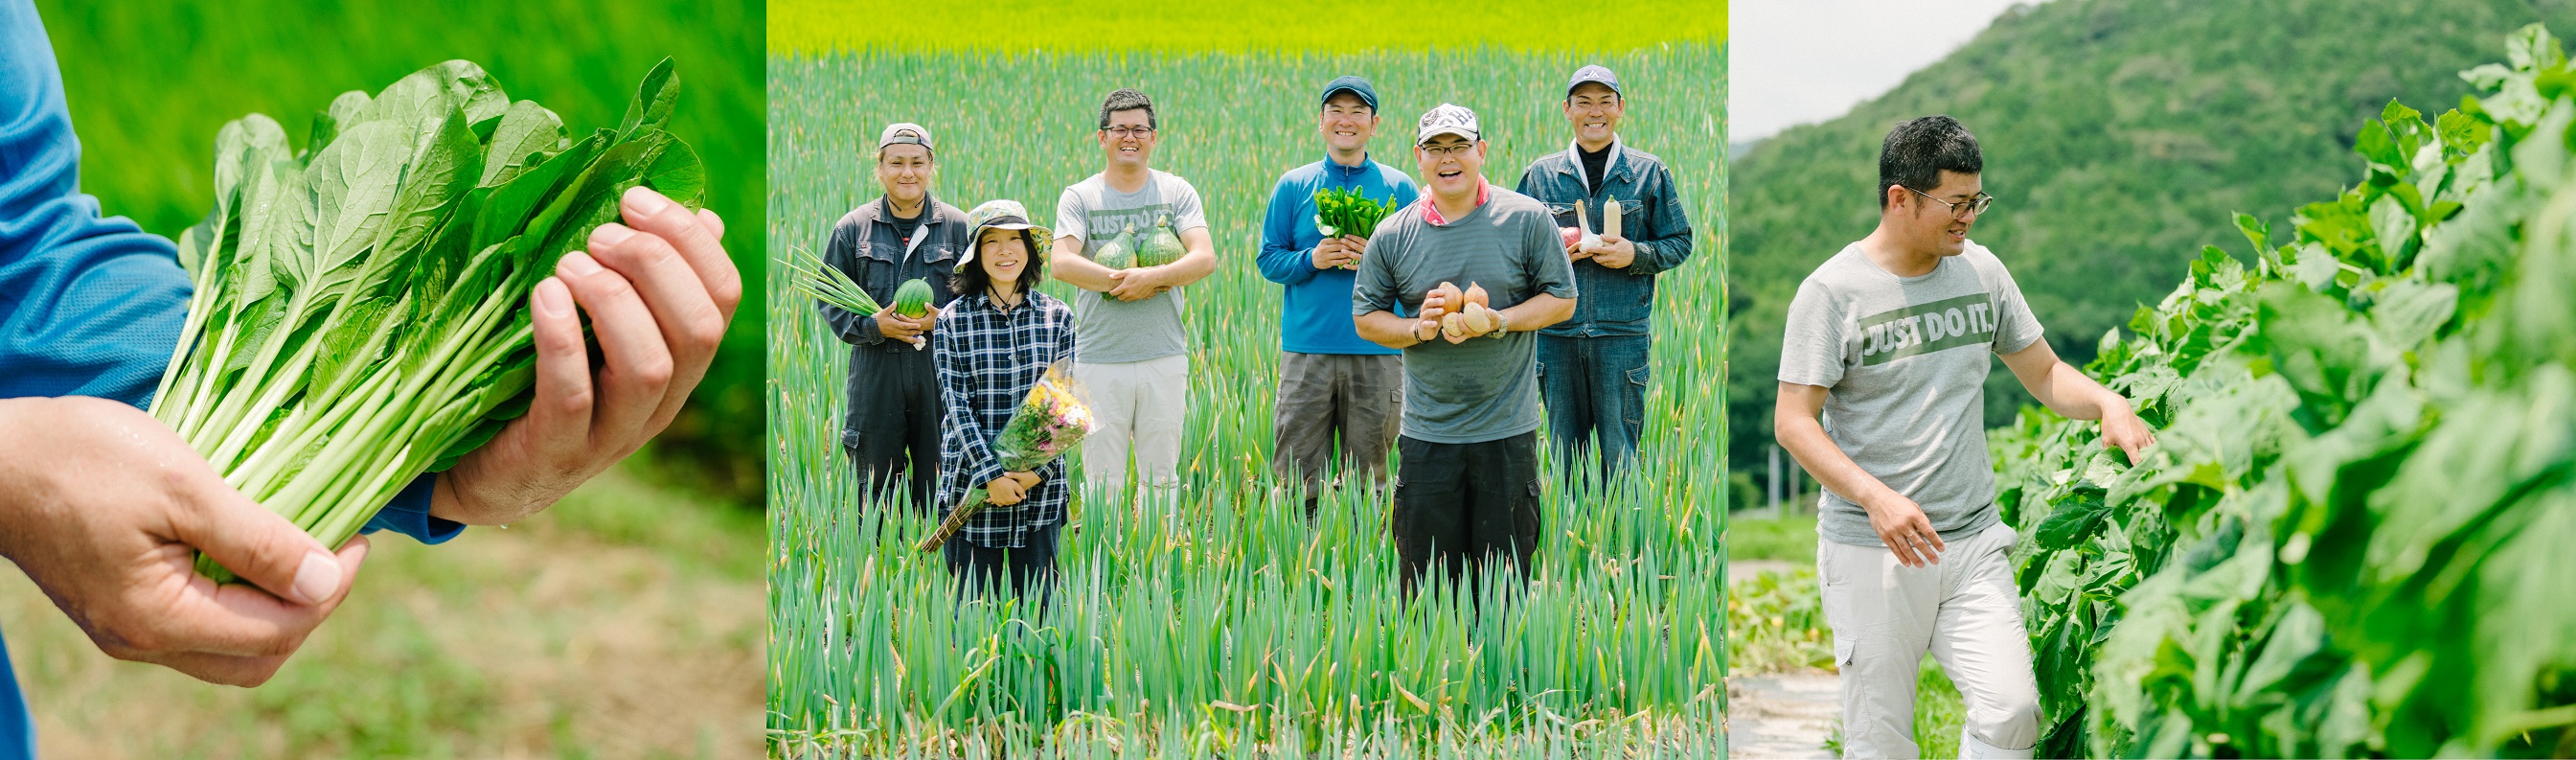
[1104,126,1156,138]
[1904,185,1995,219]
[1419,142,1477,157]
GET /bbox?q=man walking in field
[1257,75,1421,519]
[1773,116,2154,759]
[1050,88,1218,518]
[1514,64,1695,485]
[1353,104,1576,595]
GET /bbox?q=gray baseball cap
[1566,64,1622,97]
[878,122,934,153]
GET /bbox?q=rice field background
[766,43,1728,758]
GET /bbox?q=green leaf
[357,59,509,132]
[2036,489,2113,550]
[616,57,679,141]
[480,100,566,188]
[2506,23,2565,73]
[299,120,409,293]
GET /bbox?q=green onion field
[765,45,1728,758]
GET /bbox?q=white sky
[1730,0,2048,143]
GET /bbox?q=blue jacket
[1514,138,1697,336]
[1,4,455,754]
[1257,153,1420,355]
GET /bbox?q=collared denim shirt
[1514,140,1696,337]
[816,196,968,446]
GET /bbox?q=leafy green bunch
[150,58,705,579]
[1991,23,2576,759]
[1313,185,1396,240]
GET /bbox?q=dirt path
[1728,564,1839,759]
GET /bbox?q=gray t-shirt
[1777,241,2044,547]
[1056,170,1209,364]
[1352,185,1579,445]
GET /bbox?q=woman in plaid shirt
[935,199,1079,599]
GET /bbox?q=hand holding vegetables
[1585,235,1636,268]
[1434,282,1502,343]
[431,188,740,527]
[872,303,929,343]
[1311,234,1367,270]
[0,396,371,687]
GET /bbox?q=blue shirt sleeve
[0,0,451,544]
[1256,169,1320,286]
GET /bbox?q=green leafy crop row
[1993,24,2576,759]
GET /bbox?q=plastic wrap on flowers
[916,359,1096,552]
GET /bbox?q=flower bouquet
[916,359,1095,552]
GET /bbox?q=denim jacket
[817,196,968,443]
[1514,138,1696,336]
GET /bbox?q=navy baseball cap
[1320,75,1379,111]
[1566,64,1622,97]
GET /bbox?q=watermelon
[1138,213,1185,267]
[1094,221,1137,269]
[893,278,934,317]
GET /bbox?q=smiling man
[1353,104,1576,596]
[1773,115,2154,759]
[815,123,969,515]
[1515,63,1695,485]
[1050,88,1218,519]
[1256,75,1420,519]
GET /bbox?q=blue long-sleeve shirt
[2,5,456,755]
[1256,153,1419,355]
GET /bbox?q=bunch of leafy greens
[148,58,704,580]
[1990,25,2576,758]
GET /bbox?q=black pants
[1391,431,1542,598]
[843,346,940,515]
[945,521,1063,607]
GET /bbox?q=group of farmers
[814,65,1696,600]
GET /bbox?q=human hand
[1106,266,1165,302]
[874,304,928,346]
[0,397,372,687]
[1005,471,1041,490]
[2100,404,2157,465]
[987,475,1029,506]
[1586,236,1636,268]
[1414,284,1457,343]
[1312,237,1355,270]
[434,187,741,526]
[1866,496,1947,568]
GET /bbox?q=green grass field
[766,44,1726,757]
[34,0,767,500]
[764,0,1724,57]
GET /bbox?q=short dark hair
[1098,88,1156,130]
[950,229,1049,297]
[1879,116,1982,209]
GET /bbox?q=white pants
[1076,355,1188,503]
[1818,521,2040,760]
